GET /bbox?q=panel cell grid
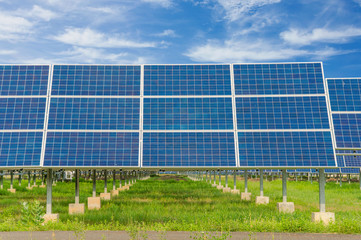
[332,114,361,148]
[51,65,140,96]
[48,98,140,130]
[0,98,46,130]
[144,65,231,96]
[44,132,139,167]
[234,63,324,95]
[0,132,43,166]
[143,97,233,130]
[236,96,330,129]
[143,132,236,167]
[0,65,49,96]
[238,131,335,167]
[327,78,361,111]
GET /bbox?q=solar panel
[0,98,46,130]
[51,65,140,96]
[44,132,139,167]
[332,113,361,149]
[0,65,49,96]
[144,65,231,96]
[143,97,233,130]
[340,168,360,174]
[233,63,324,95]
[238,131,335,167]
[236,96,330,130]
[0,132,43,166]
[142,132,236,167]
[327,78,361,111]
[48,98,140,130]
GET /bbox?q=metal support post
[10,170,14,189]
[244,170,248,193]
[113,170,116,190]
[225,171,228,188]
[119,170,122,188]
[311,173,313,184]
[46,169,53,214]
[18,171,22,186]
[33,171,36,186]
[282,169,287,203]
[92,169,96,197]
[359,169,361,191]
[319,169,326,213]
[28,171,31,188]
[218,170,222,186]
[213,170,216,185]
[233,170,237,190]
[260,169,264,197]
[0,170,3,189]
[104,170,108,193]
[75,169,80,204]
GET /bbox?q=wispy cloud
[0,12,33,41]
[53,28,157,48]
[185,39,344,62]
[59,46,128,63]
[281,27,361,45]
[216,0,281,21]
[141,0,173,8]
[0,50,17,55]
[154,29,177,37]
[19,5,57,21]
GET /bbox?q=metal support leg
[244,170,248,193]
[282,169,287,203]
[75,169,80,204]
[18,171,22,186]
[359,169,361,191]
[28,171,31,188]
[119,171,122,188]
[319,169,326,213]
[113,170,116,190]
[218,170,221,186]
[233,170,237,190]
[225,171,228,188]
[104,170,108,193]
[33,171,36,186]
[10,170,14,189]
[92,170,96,197]
[311,173,313,184]
[0,170,3,189]
[46,169,53,214]
[213,170,216,185]
[260,169,264,197]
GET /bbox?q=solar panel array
[0,63,342,169]
[327,78,361,167]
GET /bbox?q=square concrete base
[26,186,33,190]
[43,213,59,224]
[256,196,269,205]
[211,184,217,187]
[39,185,46,188]
[241,192,251,201]
[222,187,231,193]
[123,185,130,190]
[87,197,101,210]
[7,188,16,193]
[32,185,38,188]
[312,212,335,225]
[277,202,295,213]
[231,189,240,194]
[100,192,111,200]
[111,189,119,196]
[69,203,85,215]
[216,185,223,190]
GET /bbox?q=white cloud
[154,29,177,37]
[24,5,57,21]
[281,27,361,45]
[141,0,173,8]
[216,0,281,21]
[59,47,128,63]
[86,7,116,14]
[0,13,33,41]
[0,50,16,55]
[184,39,344,62]
[53,28,156,48]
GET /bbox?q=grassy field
[0,174,361,234]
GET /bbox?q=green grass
[0,174,361,234]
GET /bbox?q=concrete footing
[111,189,119,196]
[216,185,223,190]
[87,197,101,210]
[222,187,231,193]
[26,186,33,190]
[7,189,16,193]
[241,192,251,201]
[211,184,217,187]
[311,212,335,225]
[39,185,46,188]
[43,213,59,224]
[277,202,295,213]
[231,189,240,194]
[68,203,85,215]
[100,192,111,200]
[256,196,269,205]
[123,185,130,190]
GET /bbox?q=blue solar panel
[0,132,43,166]
[341,155,361,167]
[143,97,233,130]
[234,63,324,95]
[144,65,231,96]
[327,78,361,111]
[0,65,49,96]
[332,114,361,149]
[0,98,46,130]
[44,132,139,167]
[51,65,140,96]
[236,96,329,129]
[48,98,140,130]
[336,155,345,167]
[341,168,360,174]
[238,131,335,167]
[142,132,236,167]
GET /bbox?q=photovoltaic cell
[51,65,140,96]
[236,96,330,130]
[143,97,233,130]
[0,132,43,166]
[332,114,361,149]
[327,78,361,111]
[238,131,335,167]
[0,65,49,96]
[48,98,140,130]
[234,63,324,95]
[142,132,236,167]
[341,155,361,167]
[144,65,231,96]
[341,168,360,174]
[0,98,46,130]
[44,132,139,167]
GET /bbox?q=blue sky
[0,0,361,77]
